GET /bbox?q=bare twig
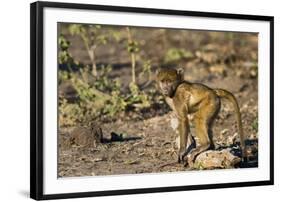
[126,27,136,84]
[157,161,178,169]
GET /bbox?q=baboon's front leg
[177,116,189,163]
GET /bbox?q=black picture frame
[30,1,274,200]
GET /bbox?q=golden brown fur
[156,68,246,166]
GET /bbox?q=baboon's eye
[160,78,172,83]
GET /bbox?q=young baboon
[156,68,246,166]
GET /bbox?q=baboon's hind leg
[186,117,210,167]
[185,99,219,167]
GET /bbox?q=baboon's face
[156,68,183,97]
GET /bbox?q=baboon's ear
[176,67,184,80]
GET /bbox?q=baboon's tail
[214,89,246,160]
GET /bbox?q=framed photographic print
[30,1,274,200]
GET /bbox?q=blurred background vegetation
[58,23,258,128]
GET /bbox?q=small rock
[239,84,249,92]
[69,123,103,148]
[220,128,229,136]
[125,159,139,165]
[93,157,104,162]
[195,51,219,64]
[209,64,226,76]
[226,132,238,146]
[58,81,78,102]
[250,69,258,78]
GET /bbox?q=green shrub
[69,24,108,77]
[164,48,193,64]
[252,118,258,132]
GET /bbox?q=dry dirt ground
[58,74,258,177]
[58,26,258,177]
